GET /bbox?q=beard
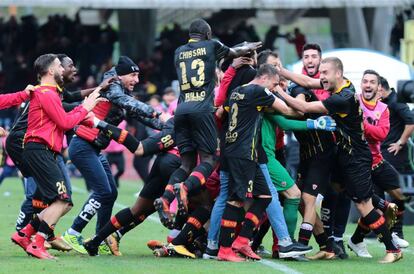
[54,72,64,87]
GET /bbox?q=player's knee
[199,152,216,167]
[257,195,272,207]
[63,203,73,214]
[228,200,244,208]
[285,185,301,199]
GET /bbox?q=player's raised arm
[277,64,322,89]
[277,86,328,114]
[227,41,263,59]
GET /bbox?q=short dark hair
[321,57,343,75]
[379,76,390,91]
[363,69,380,83]
[57,54,69,62]
[302,43,322,56]
[257,50,279,66]
[256,64,278,78]
[163,87,175,95]
[34,54,57,79]
[189,19,210,37]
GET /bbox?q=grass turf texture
[0,177,412,274]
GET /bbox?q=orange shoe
[218,247,246,262]
[174,183,188,218]
[147,240,164,251]
[11,231,31,251]
[232,237,261,260]
[26,242,56,259]
[154,198,174,229]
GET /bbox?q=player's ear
[206,30,212,40]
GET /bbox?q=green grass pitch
[0,177,412,274]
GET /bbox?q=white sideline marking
[259,259,303,274]
[72,185,301,273]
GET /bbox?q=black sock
[162,168,188,203]
[298,222,313,246]
[97,122,139,153]
[371,194,388,212]
[351,218,371,244]
[91,208,142,247]
[251,217,270,251]
[219,204,244,248]
[239,198,271,240]
[183,162,214,192]
[172,206,210,245]
[315,232,332,252]
[173,210,188,230]
[37,220,54,240]
[364,209,399,252]
[391,199,405,237]
[117,222,137,239]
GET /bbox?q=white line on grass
[72,185,301,274]
[259,259,303,274]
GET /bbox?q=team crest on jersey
[374,111,381,119]
[281,181,287,187]
[312,184,318,190]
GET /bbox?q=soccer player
[11,53,102,259]
[206,50,313,260]
[155,18,262,221]
[379,76,413,247]
[276,57,402,263]
[0,89,31,108]
[62,56,162,254]
[348,70,409,256]
[217,64,307,262]
[9,54,113,252]
[282,44,342,260]
[82,117,179,256]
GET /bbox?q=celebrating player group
[5,18,411,264]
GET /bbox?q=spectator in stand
[288,28,307,59]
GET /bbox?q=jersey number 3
[179,59,205,91]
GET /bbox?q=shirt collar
[334,79,351,94]
[188,38,200,43]
[39,84,63,93]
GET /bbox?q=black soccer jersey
[289,84,336,160]
[224,84,275,161]
[322,80,370,157]
[174,39,230,115]
[380,90,414,148]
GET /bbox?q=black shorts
[23,142,72,205]
[372,160,400,191]
[5,131,32,177]
[381,146,410,173]
[337,151,373,203]
[174,112,218,155]
[297,147,335,197]
[227,157,271,202]
[139,152,181,200]
[141,132,175,157]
